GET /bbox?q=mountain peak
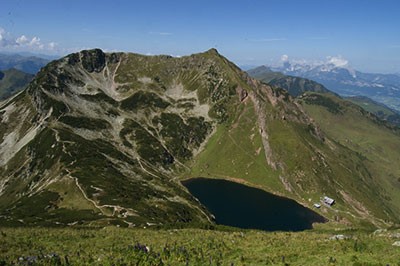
[65,48,108,73]
[248,65,273,74]
[205,48,220,55]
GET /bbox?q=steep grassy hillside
[0,68,33,100]
[298,92,400,222]
[347,95,400,127]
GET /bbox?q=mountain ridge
[346,95,400,127]
[247,66,331,97]
[0,48,399,228]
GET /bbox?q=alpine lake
[182,178,326,231]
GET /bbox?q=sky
[0,0,399,73]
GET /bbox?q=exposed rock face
[238,87,248,102]
[80,49,107,73]
[248,89,276,170]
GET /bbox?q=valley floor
[0,226,399,265]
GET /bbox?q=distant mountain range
[247,65,400,128]
[261,60,400,112]
[0,53,50,74]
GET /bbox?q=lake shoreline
[182,177,327,232]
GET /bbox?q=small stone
[329,234,349,240]
[390,233,400,238]
[392,241,400,246]
[373,229,387,235]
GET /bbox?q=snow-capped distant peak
[326,55,348,68]
[275,54,357,78]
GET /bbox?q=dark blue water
[183,178,326,231]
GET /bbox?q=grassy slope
[184,64,396,226]
[299,93,400,221]
[346,96,400,127]
[264,106,395,227]
[252,72,285,83]
[187,99,283,193]
[0,68,33,100]
[268,76,330,97]
[1,227,400,265]
[347,96,397,116]
[246,66,285,83]
[188,87,396,226]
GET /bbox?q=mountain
[247,65,285,82]
[248,66,400,128]
[0,53,50,74]
[268,77,330,97]
[6,52,59,61]
[0,68,34,100]
[239,64,258,71]
[1,49,400,228]
[346,96,400,127]
[268,60,400,112]
[247,66,331,97]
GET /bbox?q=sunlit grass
[1,227,399,265]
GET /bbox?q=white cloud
[29,36,41,46]
[274,54,353,72]
[0,26,58,53]
[0,27,15,47]
[16,35,29,45]
[326,55,349,67]
[48,42,57,50]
